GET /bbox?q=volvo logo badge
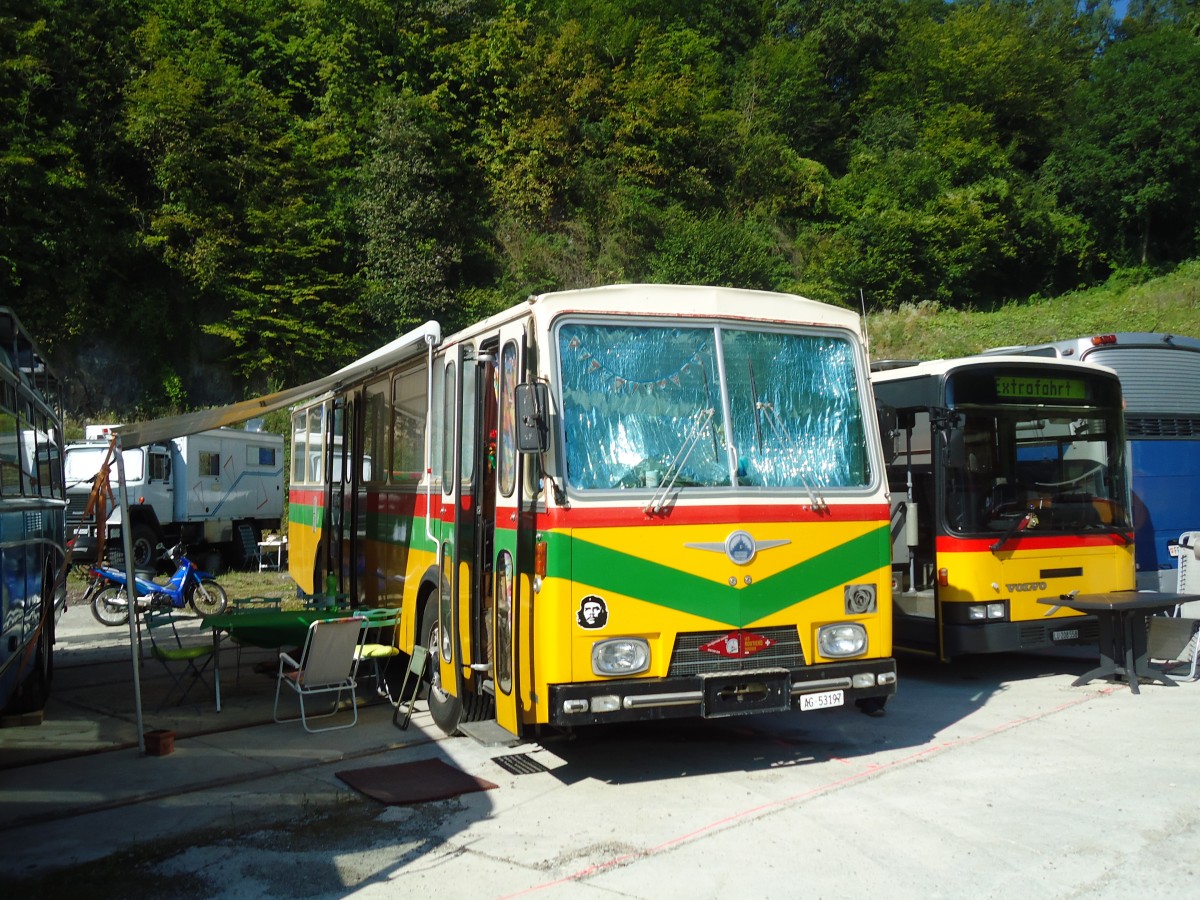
[686,530,790,566]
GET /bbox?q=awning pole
[112,435,146,754]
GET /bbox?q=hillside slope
[865,260,1200,363]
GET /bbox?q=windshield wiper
[755,401,828,511]
[645,408,715,514]
[990,511,1036,552]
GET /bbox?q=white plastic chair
[272,616,367,732]
[1147,533,1200,681]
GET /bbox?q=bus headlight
[592,638,650,676]
[968,602,1007,621]
[817,623,868,658]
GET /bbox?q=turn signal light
[937,567,949,587]
[534,539,547,578]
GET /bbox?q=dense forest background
[4,0,1200,418]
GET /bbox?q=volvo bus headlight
[592,638,650,676]
[817,623,867,658]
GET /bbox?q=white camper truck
[64,425,284,570]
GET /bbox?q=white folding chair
[273,616,367,732]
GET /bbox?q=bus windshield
[558,321,869,491]
[943,409,1129,535]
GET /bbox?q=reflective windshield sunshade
[558,321,869,491]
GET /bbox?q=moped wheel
[189,578,228,617]
[91,586,130,627]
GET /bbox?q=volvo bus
[288,284,897,738]
[0,308,66,714]
[983,333,1200,591]
[871,355,1134,659]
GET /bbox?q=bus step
[459,719,521,747]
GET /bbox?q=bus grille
[1126,416,1200,438]
[667,627,805,677]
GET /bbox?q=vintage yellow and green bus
[870,356,1135,660]
[289,284,897,738]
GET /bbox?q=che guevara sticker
[577,595,608,629]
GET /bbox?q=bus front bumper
[547,659,897,727]
[943,615,1100,656]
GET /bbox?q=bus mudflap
[702,668,791,717]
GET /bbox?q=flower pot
[144,729,175,756]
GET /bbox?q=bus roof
[982,332,1200,358]
[869,353,1119,384]
[442,283,864,346]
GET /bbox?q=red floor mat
[336,757,498,805]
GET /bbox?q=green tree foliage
[0,0,153,348]
[1,0,1199,414]
[358,93,470,333]
[1049,23,1200,266]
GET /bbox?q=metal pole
[112,435,146,754]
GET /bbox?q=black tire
[856,696,888,717]
[424,596,465,735]
[91,586,130,627]
[189,578,228,617]
[130,523,158,569]
[422,595,493,735]
[11,604,54,713]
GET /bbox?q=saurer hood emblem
[685,530,790,566]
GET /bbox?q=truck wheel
[130,524,157,569]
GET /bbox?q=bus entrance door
[488,324,529,736]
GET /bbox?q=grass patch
[865,260,1200,361]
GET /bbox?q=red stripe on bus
[935,533,1133,552]
[537,503,889,529]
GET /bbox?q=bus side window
[0,399,20,497]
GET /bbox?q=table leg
[1073,610,1121,686]
[1120,612,1140,695]
[211,627,222,713]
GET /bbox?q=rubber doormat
[336,758,498,805]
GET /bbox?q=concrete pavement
[4,602,1200,898]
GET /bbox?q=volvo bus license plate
[701,670,790,717]
[1052,628,1079,641]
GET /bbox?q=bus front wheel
[423,596,464,735]
[422,596,492,735]
[856,696,888,717]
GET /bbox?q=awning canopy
[115,321,441,447]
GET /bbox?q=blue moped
[89,543,229,627]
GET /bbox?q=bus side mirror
[515,383,549,453]
[876,404,898,465]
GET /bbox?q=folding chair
[393,645,429,730]
[273,616,367,732]
[355,608,402,701]
[144,609,220,711]
[1148,615,1200,682]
